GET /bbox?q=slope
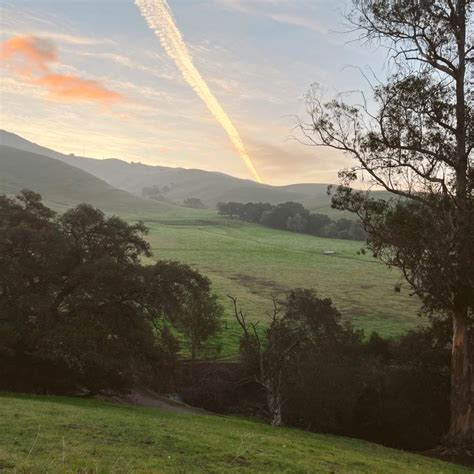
[0,144,181,216]
[0,394,466,473]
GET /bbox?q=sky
[0,0,388,185]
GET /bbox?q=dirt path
[99,389,213,416]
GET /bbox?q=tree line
[217,201,367,241]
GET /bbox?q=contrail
[135,0,263,183]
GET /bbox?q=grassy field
[0,394,466,473]
[138,210,422,355]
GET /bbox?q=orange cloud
[0,35,124,106]
[37,74,123,104]
[0,36,56,74]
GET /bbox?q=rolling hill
[0,144,182,216]
[0,130,418,350]
[0,394,466,473]
[0,129,338,212]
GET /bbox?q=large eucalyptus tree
[302,0,473,444]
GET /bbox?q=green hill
[1,129,393,216]
[0,394,466,473]
[0,131,418,351]
[0,144,184,216]
[142,213,421,355]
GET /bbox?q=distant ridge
[0,130,336,212]
[0,143,180,215]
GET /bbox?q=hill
[142,213,421,355]
[0,129,338,212]
[0,130,418,351]
[0,134,419,351]
[0,394,466,473]
[0,144,183,216]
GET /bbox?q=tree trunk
[264,372,283,427]
[268,389,283,427]
[449,0,472,447]
[448,308,474,445]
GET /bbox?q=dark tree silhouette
[0,191,222,391]
[229,289,346,427]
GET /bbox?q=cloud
[36,31,116,47]
[0,35,55,73]
[269,13,328,35]
[0,3,115,47]
[0,35,124,106]
[215,0,328,35]
[36,74,123,104]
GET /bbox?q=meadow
[139,209,422,355]
[0,394,465,473]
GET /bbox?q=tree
[183,197,205,209]
[0,191,222,391]
[287,212,308,232]
[217,202,273,222]
[0,191,163,391]
[301,0,473,444]
[217,201,245,218]
[306,213,331,235]
[230,289,346,427]
[143,261,222,360]
[260,202,308,230]
[229,295,300,426]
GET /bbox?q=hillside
[0,136,421,349]
[0,144,183,216]
[0,394,466,473]
[0,130,337,212]
[143,213,421,355]
[0,134,419,351]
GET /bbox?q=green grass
[139,211,422,355]
[0,394,466,473]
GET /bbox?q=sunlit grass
[0,394,466,473]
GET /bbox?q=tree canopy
[0,190,222,392]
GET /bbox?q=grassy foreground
[0,394,466,473]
